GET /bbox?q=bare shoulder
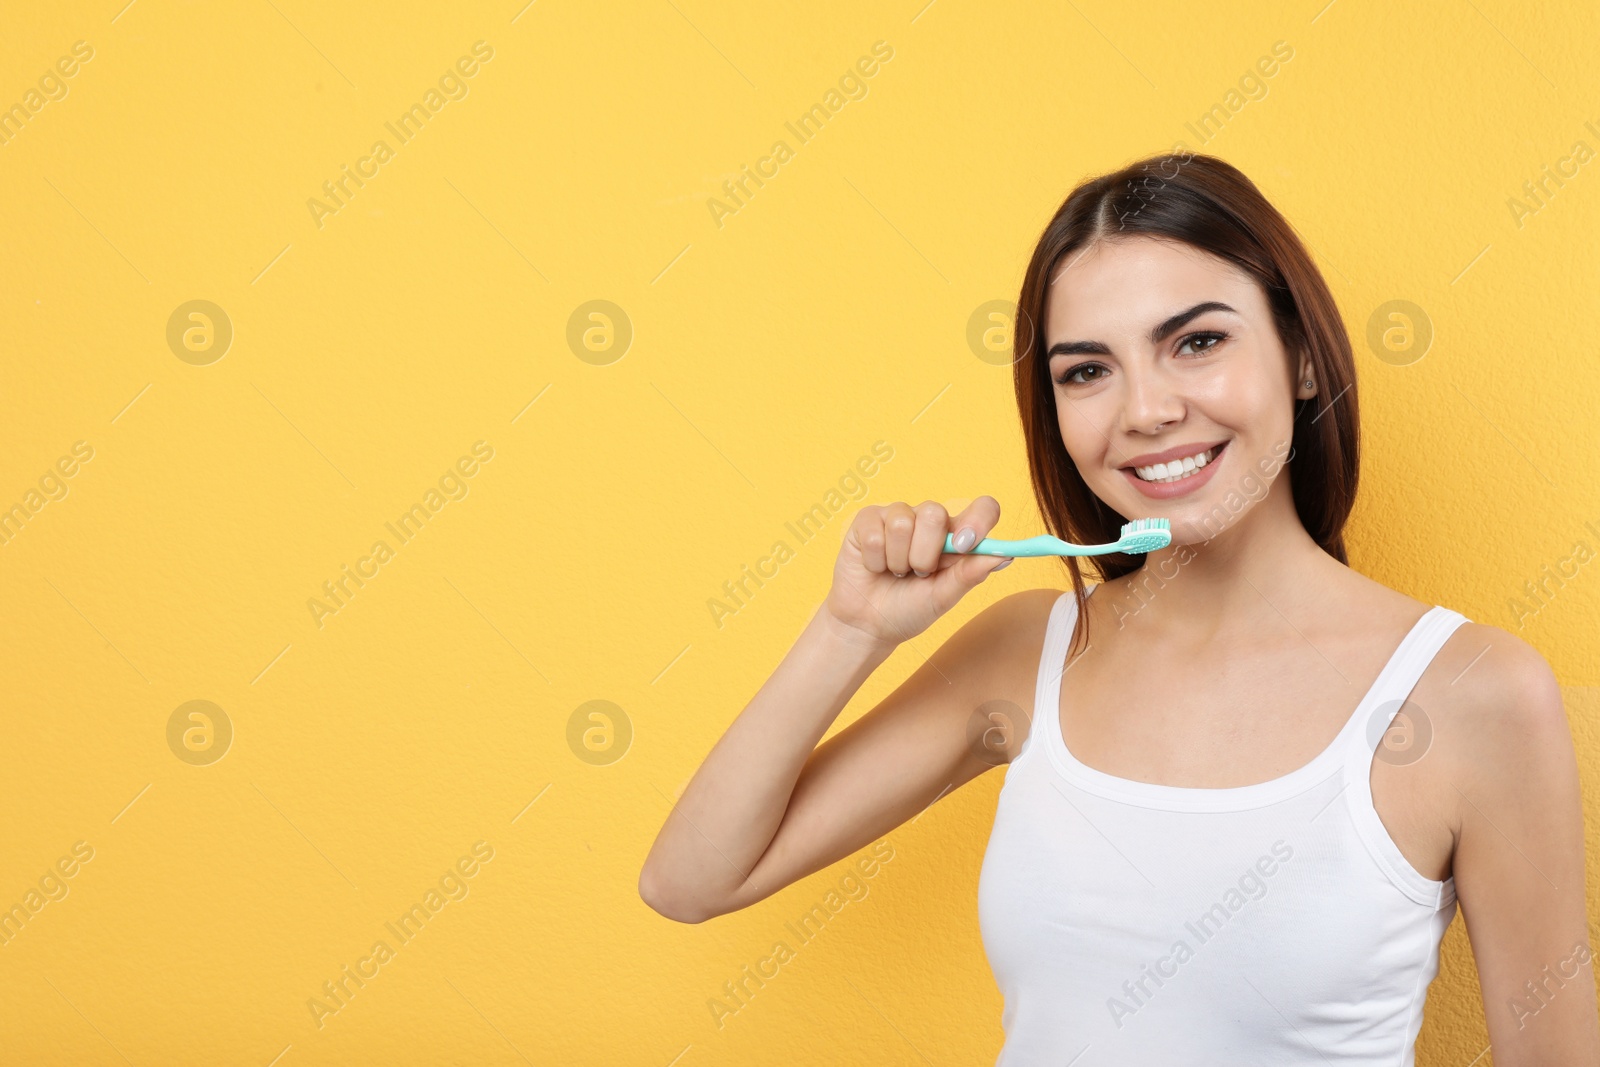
[930,586,1064,763]
[1422,621,1576,818]
[1428,622,1567,733]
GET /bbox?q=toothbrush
[942,518,1171,557]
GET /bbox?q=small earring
[1304,380,1314,389]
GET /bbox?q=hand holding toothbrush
[822,496,1170,653]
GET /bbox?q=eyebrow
[1044,301,1239,358]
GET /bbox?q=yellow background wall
[2,1,1596,1063]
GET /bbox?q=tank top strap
[1339,605,1471,765]
[1340,604,1472,908]
[1023,589,1084,761]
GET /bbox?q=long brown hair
[1012,151,1359,657]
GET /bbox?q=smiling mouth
[1126,442,1227,484]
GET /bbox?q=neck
[1101,469,1343,640]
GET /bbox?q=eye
[1177,330,1228,356]
[1053,362,1108,387]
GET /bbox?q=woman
[639,153,1598,1065]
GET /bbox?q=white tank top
[978,586,1469,1066]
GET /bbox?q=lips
[1118,439,1229,470]
[1118,440,1229,500]
[1128,444,1219,483]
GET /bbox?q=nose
[1119,359,1185,436]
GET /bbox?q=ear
[1295,353,1317,399]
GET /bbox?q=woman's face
[1043,235,1310,544]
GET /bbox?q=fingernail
[993,557,1013,570]
[913,569,930,578]
[952,528,977,552]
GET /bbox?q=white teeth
[1133,446,1219,483]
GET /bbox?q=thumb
[929,551,1012,608]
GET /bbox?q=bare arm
[1451,630,1600,1065]
[638,495,1036,923]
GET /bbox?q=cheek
[1055,398,1114,475]
[1200,355,1291,431]
[1054,396,1091,452]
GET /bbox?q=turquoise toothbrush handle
[942,533,1112,558]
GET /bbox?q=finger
[881,502,915,577]
[908,500,949,577]
[946,495,1002,554]
[931,549,1013,611]
[854,506,887,574]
